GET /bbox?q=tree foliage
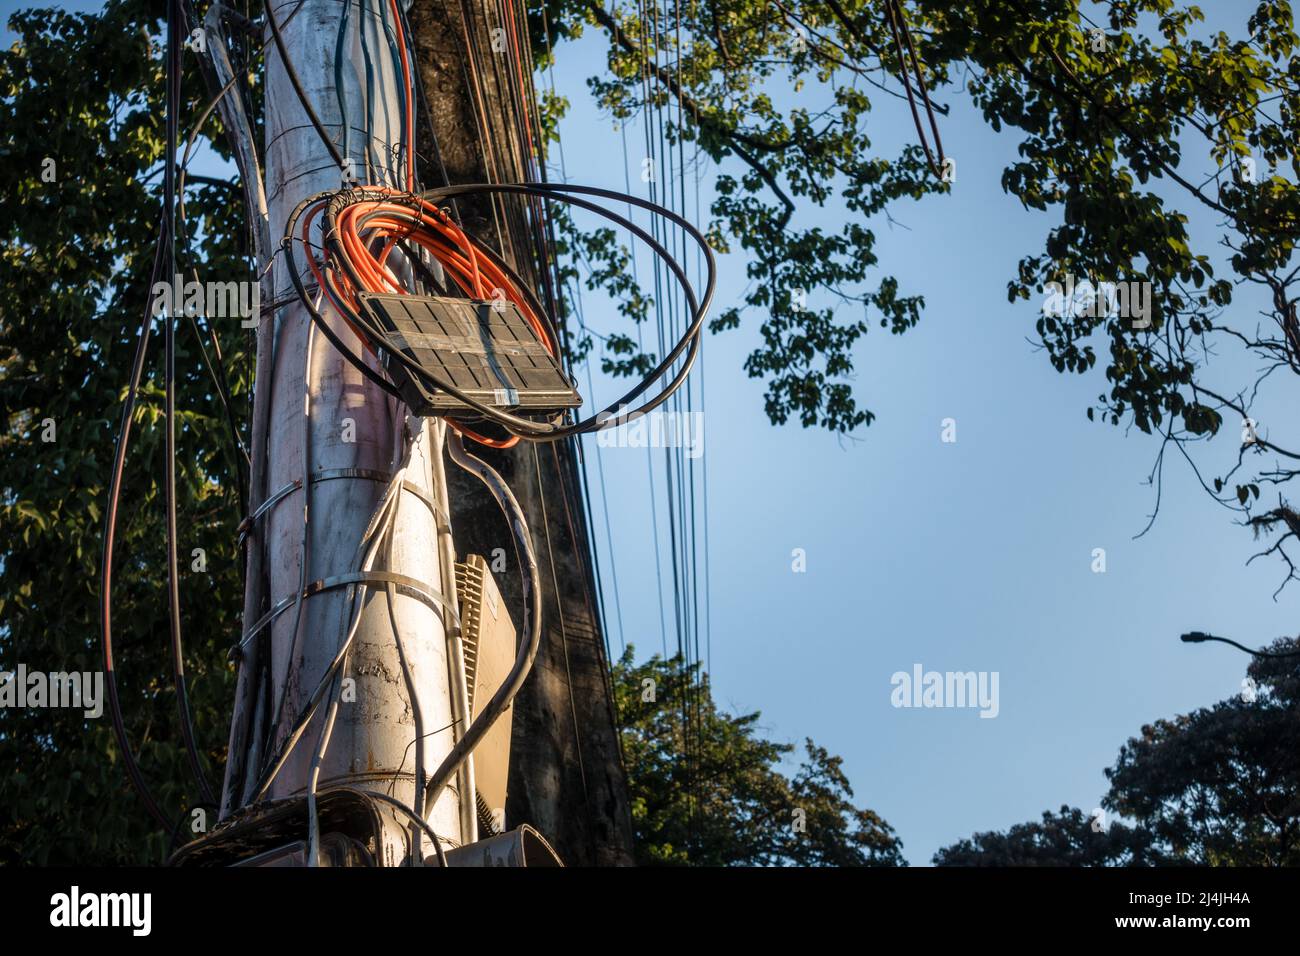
[3,0,1295,866]
[935,638,1300,866]
[1103,638,1300,865]
[0,1,249,863]
[924,0,1300,592]
[933,805,1161,866]
[613,648,905,865]
[541,0,944,432]
[548,0,1300,585]
[0,0,920,866]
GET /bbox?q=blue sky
[546,17,1297,864]
[7,1,1295,865]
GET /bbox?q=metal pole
[220,0,471,858]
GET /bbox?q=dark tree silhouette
[936,638,1300,866]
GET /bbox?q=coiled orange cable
[304,188,558,447]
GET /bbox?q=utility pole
[211,0,634,866]
[218,1,473,858]
[408,0,636,865]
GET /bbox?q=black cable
[281,195,404,399]
[172,66,253,529]
[421,431,543,819]
[410,182,711,436]
[101,212,172,832]
[166,0,219,810]
[102,0,288,830]
[884,0,945,178]
[175,0,266,520]
[264,0,347,169]
[321,786,448,867]
[281,190,562,413]
[339,196,563,351]
[177,101,252,518]
[400,0,455,197]
[285,182,716,441]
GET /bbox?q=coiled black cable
[282,181,716,440]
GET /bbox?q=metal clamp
[237,467,449,548]
[236,570,459,654]
[237,478,303,546]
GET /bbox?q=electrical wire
[247,459,409,804]
[281,182,716,447]
[321,785,448,866]
[103,0,716,851]
[265,0,347,169]
[389,0,416,191]
[420,430,542,820]
[885,0,946,178]
[307,404,405,866]
[174,0,300,817]
[100,212,173,832]
[101,1,281,833]
[164,0,219,810]
[259,299,320,777]
[627,0,706,848]
[176,132,252,490]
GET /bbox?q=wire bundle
[297,186,557,447]
[284,181,716,448]
[100,0,716,857]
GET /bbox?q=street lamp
[1179,631,1300,659]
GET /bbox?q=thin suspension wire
[542,7,627,655]
[165,0,219,809]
